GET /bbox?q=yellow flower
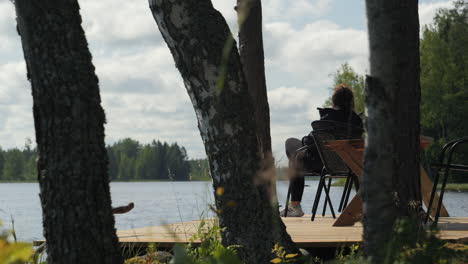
[285,253,298,259]
[216,187,224,196]
[270,257,282,263]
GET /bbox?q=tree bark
[149,0,299,263]
[363,0,422,261]
[236,0,271,154]
[236,0,276,201]
[15,1,123,263]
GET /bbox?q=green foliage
[420,1,468,182]
[124,243,172,264]
[420,1,467,139]
[171,218,242,264]
[324,63,365,115]
[327,219,467,264]
[270,244,299,263]
[189,159,211,181]
[0,145,36,182]
[330,244,366,264]
[0,223,34,264]
[107,139,191,181]
[440,183,468,191]
[124,216,243,264]
[0,138,204,182]
[382,219,467,264]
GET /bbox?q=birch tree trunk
[15,1,123,263]
[236,0,276,200]
[363,0,422,261]
[149,0,299,263]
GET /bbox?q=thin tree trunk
[149,1,299,263]
[236,0,276,201]
[236,0,271,154]
[15,1,123,263]
[363,0,422,261]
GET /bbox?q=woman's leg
[285,138,305,203]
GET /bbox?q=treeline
[0,138,211,182]
[0,143,37,181]
[419,2,468,183]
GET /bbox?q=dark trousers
[285,138,305,202]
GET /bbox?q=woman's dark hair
[332,84,354,111]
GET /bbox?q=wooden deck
[114,216,468,249]
[33,216,468,248]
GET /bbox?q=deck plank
[33,216,468,247]
[112,216,468,248]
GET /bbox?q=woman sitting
[280,84,363,217]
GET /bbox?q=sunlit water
[0,181,467,242]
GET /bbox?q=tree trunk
[363,0,421,261]
[15,1,123,263]
[236,0,276,201]
[236,0,271,154]
[149,1,299,263]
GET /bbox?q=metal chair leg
[426,138,465,224]
[425,168,441,224]
[311,176,324,221]
[321,177,330,216]
[353,173,360,191]
[322,177,336,218]
[311,171,325,221]
[343,177,353,209]
[284,184,292,217]
[338,176,351,212]
[322,177,332,216]
[433,138,458,226]
[434,167,451,226]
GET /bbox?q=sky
[0,0,455,165]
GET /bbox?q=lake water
[0,181,467,242]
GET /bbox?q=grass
[439,183,468,192]
[331,178,347,187]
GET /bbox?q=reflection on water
[0,181,467,242]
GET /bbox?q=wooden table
[323,137,449,226]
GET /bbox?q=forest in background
[0,138,210,182]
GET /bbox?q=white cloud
[95,45,182,91]
[80,0,160,46]
[266,20,368,74]
[419,1,454,29]
[263,19,369,107]
[263,0,332,22]
[269,86,311,109]
[0,1,16,51]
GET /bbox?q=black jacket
[317,107,363,129]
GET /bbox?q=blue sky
[0,0,455,165]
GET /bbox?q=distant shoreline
[2,180,467,192]
[331,179,468,192]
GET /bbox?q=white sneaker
[280,204,304,217]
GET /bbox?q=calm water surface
[0,181,467,242]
